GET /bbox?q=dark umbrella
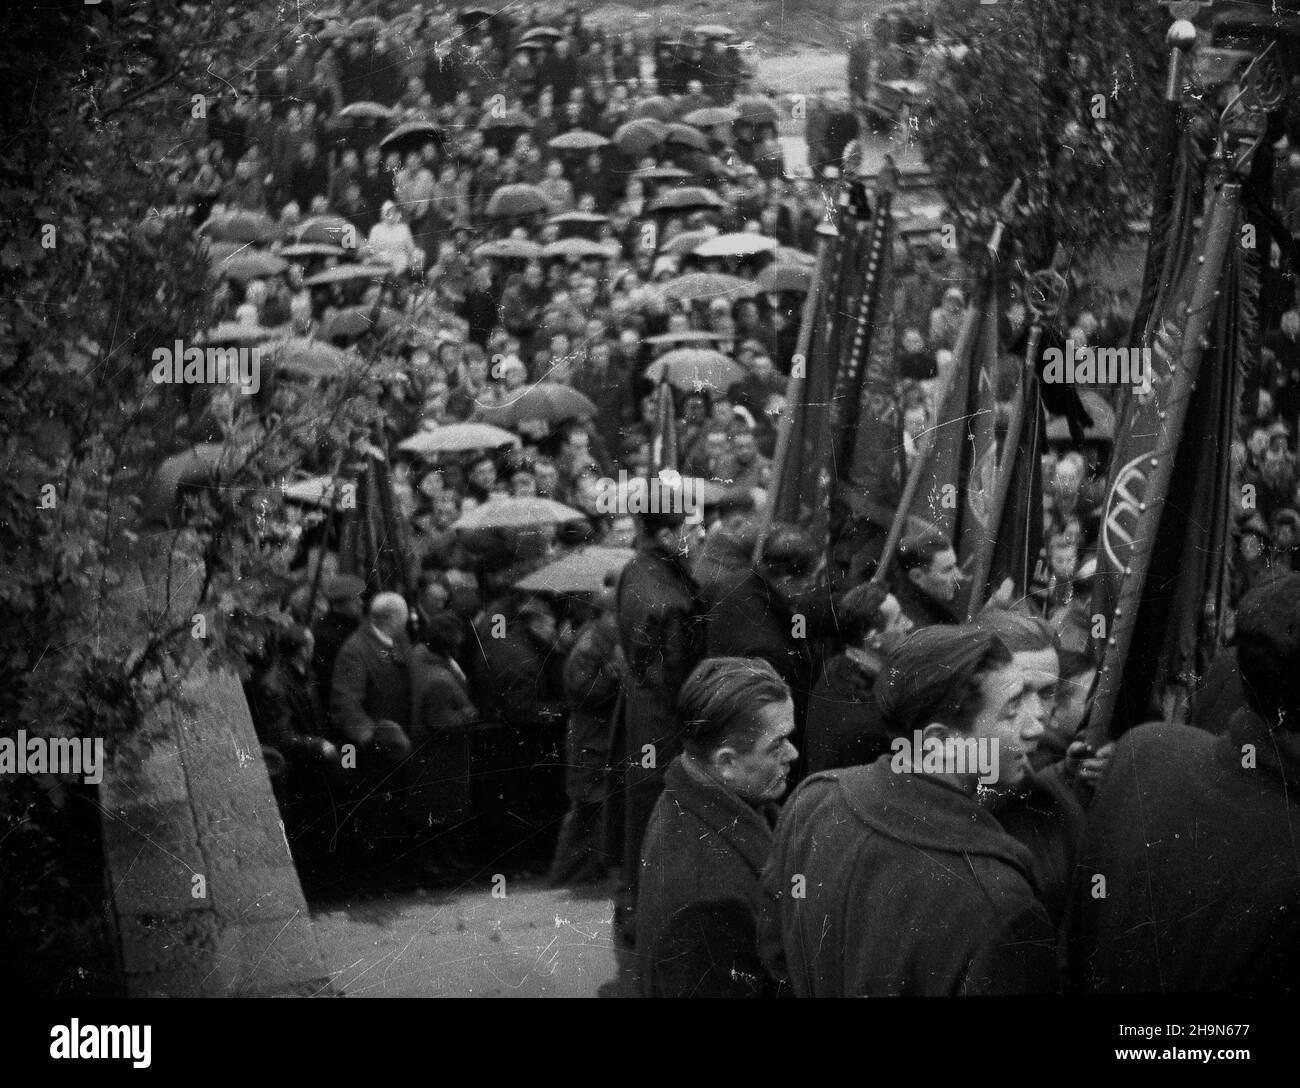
[485,184,551,218]
[541,237,613,261]
[475,383,596,427]
[280,242,348,261]
[645,330,731,346]
[547,129,610,151]
[755,262,813,294]
[269,337,351,380]
[665,123,709,152]
[292,215,358,247]
[212,250,287,282]
[632,165,691,185]
[548,210,611,241]
[199,210,277,244]
[630,96,675,122]
[613,118,668,157]
[682,106,741,128]
[139,443,229,528]
[379,119,444,154]
[480,108,534,132]
[734,96,780,126]
[646,186,725,213]
[323,305,404,340]
[519,25,562,42]
[303,263,393,286]
[473,237,543,260]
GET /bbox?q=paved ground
[313,879,620,997]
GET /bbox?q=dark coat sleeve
[563,623,622,717]
[412,663,476,738]
[651,900,769,998]
[330,635,374,741]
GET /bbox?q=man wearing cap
[759,625,1059,996]
[311,574,365,707]
[612,502,708,947]
[636,657,797,997]
[1068,574,1300,994]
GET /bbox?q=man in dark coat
[636,657,797,997]
[548,587,623,886]
[330,591,414,765]
[893,528,962,628]
[311,573,365,707]
[759,625,1060,996]
[612,506,708,947]
[1066,574,1300,994]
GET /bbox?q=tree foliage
[918,0,1167,272]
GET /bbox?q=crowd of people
[147,2,1300,995]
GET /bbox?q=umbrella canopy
[197,322,279,345]
[480,108,534,131]
[518,25,562,41]
[139,443,230,527]
[755,262,813,293]
[282,475,345,507]
[694,232,780,258]
[733,96,780,125]
[485,183,551,218]
[379,119,444,152]
[630,96,675,122]
[772,245,818,266]
[613,118,668,157]
[548,210,610,228]
[199,210,277,244]
[280,242,348,261]
[268,337,351,380]
[303,263,392,286]
[632,165,691,184]
[292,215,358,246]
[475,383,596,427]
[645,330,731,346]
[453,496,587,532]
[664,122,709,152]
[693,24,737,38]
[338,101,395,120]
[473,237,543,260]
[662,228,718,256]
[547,129,610,151]
[514,545,635,594]
[646,186,724,213]
[682,106,741,128]
[323,305,404,340]
[212,250,287,282]
[541,237,611,261]
[348,14,385,35]
[645,348,745,392]
[658,271,756,303]
[398,422,521,455]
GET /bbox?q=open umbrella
[772,245,817,266]
[480,108,534,132]
[514,545,635,594]
[476,383,596,427]
[541,237,611,261]
[682,106,741,128]
[139,443,230,527]
[485,183,551,218]
[199,210,277,244]
[548,211,610,228]
[398,422,521,455]
[197,322,278,345]
[212,250,287,282]
[519,25,562,42]
[630,96,675,122]
[280,242,347,261]
[303,263,392,286]
[269,337,351,380]
[645,330,731,346]
[473,237,543,260]
[645,348,745,392]
[694,232,780,258]
[338,101,394,121]
[348,14,385,35]
[613,118,668,157]
[548,129,609,152]
[379,119,444,153]
[733,96,780,126]
[292,215,358,247]
[323,305,404,340]
[281,475,346,507]
[632,165,691,184]
[755,262,813,293]
[474,237,543,260]
[665,123,709,152]
[453,496,587,532]
[693,24,737,38]
[658,271,756,303]
[661,228,718,256]
[647,186,724,213]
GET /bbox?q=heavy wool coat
[636,755,776,998]
[1066,711,1300,994]
[759,758,1060,997]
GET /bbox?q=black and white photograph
[2,0,1299,1061]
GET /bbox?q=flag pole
[868,183,1021,589]
[753,226,834,565]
